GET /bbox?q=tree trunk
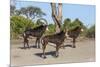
[58,3,62,26]
[51,3,62,33]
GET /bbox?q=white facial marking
[46,27,49,31]
[81,29,84,32]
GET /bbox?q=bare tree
[51,3,62,33]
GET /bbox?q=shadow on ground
[18,43,73,50]
[34,44,73,58]
[18,45,37,49]
[64,44,73,48]
[35,51,56,58]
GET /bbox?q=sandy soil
[10,38,95,66]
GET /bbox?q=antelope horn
[36,18,48,25]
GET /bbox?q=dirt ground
[10,38,95,66]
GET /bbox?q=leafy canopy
[63,18,84,31]
[10,16,34,38]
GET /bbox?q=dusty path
[11,39,95,66]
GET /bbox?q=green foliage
[63,18,90,37]
[63,18,84,31]
[48,24,55,34]
[18,6,46,20]
[10,16,34,38]
[63,18,71,30]
[85,25,95,38]
[10,5,45,20]
[63,18,95,38]
[10,15,95,39]
[68,18,83,30]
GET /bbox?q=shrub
[85,25,95,38]
[10,16,34,39]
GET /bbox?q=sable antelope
[67,26,84,48]
[23,18,48,48]
[41,30,67,59]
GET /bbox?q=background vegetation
[10,5,95,39]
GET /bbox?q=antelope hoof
[72,46,76,48]
[38,46,40,49]
[41,55,47,59]
[36,46,38,48]
[55,54,59,57]
[28,47,30,49]
[55,55,59,58]
[62,47,65,49]
[23,47,26,49]
[43,56,46,59]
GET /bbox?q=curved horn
[36,18,48,25]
